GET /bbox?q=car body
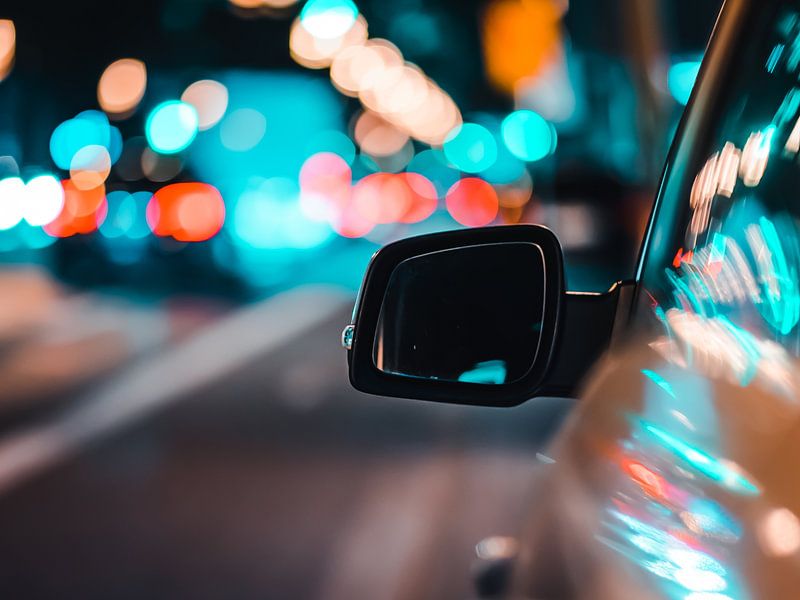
[346,0,800,597]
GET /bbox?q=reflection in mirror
[373,242,546,385]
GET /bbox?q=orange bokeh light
[482,0,562,95]
[97,58,147,119]
[353,173,411,224]
[445,178,499,227]
[44,180,107,238]
[147,183,225,242]
[0,20,15,81]
[401,173,438,223]
[354,111,409,157]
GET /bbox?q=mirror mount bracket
[539,280,635,397]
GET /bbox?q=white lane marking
[0,285,351,494]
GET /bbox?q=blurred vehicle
[346,0,800,597]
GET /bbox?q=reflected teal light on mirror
[146,101,199,154]
[638,420,759,496]
[683,498,742,542]
[675,568,728,594]
[753,215,800,335]
[668,60,702,106]
[641,369,676,399]
[458,360,507,385]
[766,43,785,73]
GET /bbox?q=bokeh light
[353,173,411,224]
[0,176,25,230]
[23,175,65,226]
[44,180,106,238]
[145,101,199,154]
[181,80,229,130]
[219,108,267,152]
[406,149,460,197]
[363,64,428,118]
[304,130,356,165]
[330,201,374,238]
[141,148,183,182]
[300,0,359,40]
[50,111,122,171]
[669,60,702,106]
[481,0,562,95]
[114,137,148,181]
[290,14,367,70]
[400,172,438,223]
[354,111,409,157]
[97,58,147,119]
[69,145,112,190]
[100,191,151,239]
[0,20,15,81]
[445,177,498,226]
[443,123,498,173]
[299,151,352,222]
[330,39,402,98]
[501,109,556,162]
[147,182,225,242]
[234,177,332,249]
[229,0,299,8]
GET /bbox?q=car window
[639,0,800,390]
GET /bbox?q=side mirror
[344,225,632,406]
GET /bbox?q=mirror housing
[344,225,633,406]
[345,225,564,406]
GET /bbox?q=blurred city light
[406,149,459,197]
[181,80,229,130]
[481,0,562,95]
[44,180,106,238]
[443,123,498,173]
[147,182,225,242]
[300,0,359,40]
[668,60,702,106]
[145,101,199,154]
[50,111,122,171]
[100,191,151,240]
[23,175,64,227]
[400,173,437,223]
[69,145,111,190]
[0,20,15,82]
[97,58,147,119]
[354,111,409,157]
[501,109,556,162]
[219,108,267,152]
[445,178,499,226]
[233,177,332,249]
[290,14,367,70]
[304,130,356,165]
[229,0,299,8]
[0,176,25,230]
[141,148,183,182]
[353,173,410,224]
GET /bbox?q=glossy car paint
[511,0,800,598]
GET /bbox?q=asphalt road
[0,288,575,600]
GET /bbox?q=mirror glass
[373,242,547,385]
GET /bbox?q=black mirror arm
[538,281,635,397]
